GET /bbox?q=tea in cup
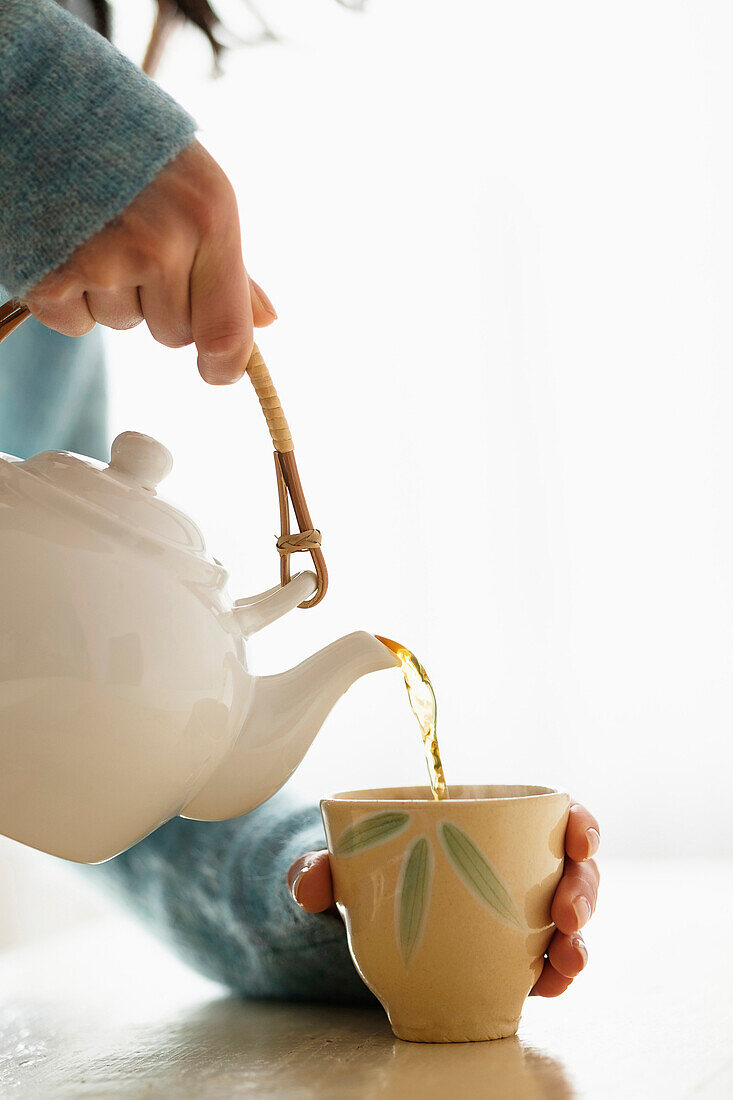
[320,784,569,1043]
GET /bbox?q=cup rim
[321,784,569,808]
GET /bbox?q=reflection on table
[0,861,730,1098]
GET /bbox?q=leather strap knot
[276,530,322,555]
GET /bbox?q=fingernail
[570,934,588,965]
[290,867,307,905]
[290,857,317,905]
[572,895,592,928]
[586,828,600,857]
[251,281,277,319]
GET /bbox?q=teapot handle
[0,299,30,342]
[246,345,328,609]
[0,298,328,608]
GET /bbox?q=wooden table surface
[0,860,730,1098]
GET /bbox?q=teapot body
[0,435,400,864]
[0,461,250,863]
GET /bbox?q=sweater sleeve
[0,0,196,300]
[81,790,376,1006]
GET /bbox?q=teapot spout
[181,632,399,821]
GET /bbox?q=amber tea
[375,636,449,800]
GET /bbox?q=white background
[3,0,733,946]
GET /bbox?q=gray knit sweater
[0,0,370,1005]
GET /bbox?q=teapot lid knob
[109,432,173,491]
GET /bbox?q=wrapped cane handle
[246,344,293,454]
[0,299,327,607]
[247,343,327,608]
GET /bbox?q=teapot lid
[9,431,226,587]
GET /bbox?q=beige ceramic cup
[321,784,570,1043]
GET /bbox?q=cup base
[390,1017,520,1044]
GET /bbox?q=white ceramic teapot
[0,430,398,863]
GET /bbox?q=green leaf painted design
[398,837,433,966]
[334,811,410,856]
[439,822,521,927]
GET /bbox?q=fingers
[139,270,194,349]
[287,850,335,914]
[555,801,601,935]
[552,856,600,935]
[548,928,588,978]
[26,138,277,366]
[530,928,589,997]
[565,802,601,862]
[536,800,599,1000]
[86,288,144,331]
[191,217,253,385]
[141,270,274,352]
[29,264,276,361]
[529,959,574,998]
[25,292,95,337]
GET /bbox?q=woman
[0,0,599,1003]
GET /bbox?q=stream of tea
[375,636,450,801]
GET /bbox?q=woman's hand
[287,801,600,999]
[25,140,276,385]
[528,801,600,996]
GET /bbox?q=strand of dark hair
[84,1,224,58]
[76,0,365,61]
[166,0,224,61]
[87,0,112,39]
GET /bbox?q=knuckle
[137,237,168,276]
[29,276,73,306]
[187,189,218,234]
[585,857,600,886]
[84,263,120,292]
[198,325,248,359]
[195,180,236,235]
[561,870,585,899]
[196,199,218,236]
[84,241,156,289]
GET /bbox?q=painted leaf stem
[398,837,432,966]
[439,821,521,927]
[334,811,410,856]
